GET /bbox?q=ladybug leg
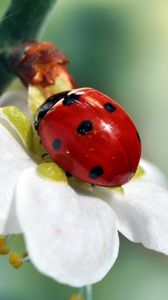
[41,153,50,161]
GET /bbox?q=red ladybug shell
[35,88,141,187]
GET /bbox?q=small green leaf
[133,165,145,180]
[37,162,67,183]
[68,177,94,192]
[0,106,34,152]
[109,186,125,194]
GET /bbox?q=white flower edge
[14,164,168,286]
[139,158,168,188]
[0,123,35,234]
[96,180,168,255]
[15,167,119,287]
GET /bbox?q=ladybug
[35,88,141,187]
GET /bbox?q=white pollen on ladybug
[100,121,112,132]
[70,91,83,94]
[68,87,90,95]
[84,95,103,108]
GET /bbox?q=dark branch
[0,0,57,92]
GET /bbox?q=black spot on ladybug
[89,166,104,179]
[137,131,141,143]
[63,93,81,106]
[103,102,116,113]
[52,139,61,150]
[77,120,93,135]
[34,91,69,131]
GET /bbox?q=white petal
[108,181,168,255]
[16,168,119,287]
[139,158,167,188]
[0,91,30,117]
[0,124,35,234]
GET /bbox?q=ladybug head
[34,91,69,131]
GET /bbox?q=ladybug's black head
[34,91,69,131]
[34,90,82,131]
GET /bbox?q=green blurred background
[0,0,168,299]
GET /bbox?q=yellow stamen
[0,235,5,246]
[0,235,9,255]
[9,252,26,269]
[0,244,9,255]
[69,295,85,300]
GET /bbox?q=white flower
[0,91,168,287]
